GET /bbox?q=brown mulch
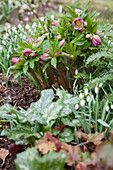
[0,75,40,169]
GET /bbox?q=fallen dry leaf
[35,141,56,154]
[0,148,9,167]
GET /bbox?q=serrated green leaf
[15,148,66,170]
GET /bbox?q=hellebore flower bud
[56,35,61,39]
[11,57,19,64]
[51,21,57,27]
[60,39,65,48]
[72,17,84,30]
[23,49,31,56]
[55,52,59,55]
[92,35,101,46]
[31,52,36,57]
[40,53,49,61]
[28,37,34,42]
[85,34,91,39]
[35,37,42,43]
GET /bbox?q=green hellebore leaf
[15,148,66,170]
[51,57,57,68]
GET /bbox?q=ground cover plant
[0,0,113,169]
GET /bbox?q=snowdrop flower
[99,83,103,87]
[111,104,113,109]
[87,96,90,102]
[40,17,45,22]
[51,14,54,20]
[2,40,6,45]
[75,8,82,16]
[59,5,62,13]
[20,33,23,37]
[0,46,2,50]
[18,24,22,29]
[8,29,11,35]
[79,93,84,99]
[23,35,26,40]
[95,86,98,94]
[6,33,9,37]
[104,35,107,39]
[84,88,88,96]
[75,104,79,110]
[15,35,17,39]
[21,28,24,32]
[33,22,37,27]
[7,25,11,29]
[12,26,16,32]
[14,30,17,33]
[25,24,30,29]
[29,29,31,33]
[80,99,85,107]
[106,105,109,112]
[75,69,78,75]
[7,54,10,59]
[108,40,111,45]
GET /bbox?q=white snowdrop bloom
[25,24,30,29]
[23,35,26,40]
[84,88,88,96]
[3,35,6,39]
[12,26,16,31]
[21,28,24,32]
[8,29,11,35]
[6,33,9,37]
[80,99,85,107]
[51,14,54,20]
[106,105,109,112]
[33,22,37,27]
[104,35,107,39]
[95,86,98,94]
[40,17,45,22]
[7,54,10,59]
[14,30,17,33]
[15,35,17,39]
[108,40,111,45]
[75,104,79,110]
[87,95,90,102]
[18,24,22,29]
[75,69,78,75]
[99,83,103,87]
[75,8,82,16]
[44,24,47,31]
[0,46,2,50]
[79,93,84,99]
[20,33,23,37]
[111,104,113,109]
[2,40,6,45]
[9,0,11,4]
[29,29,31,33]
[7,25,11,29]
[59,5,62,13]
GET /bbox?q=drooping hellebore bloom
[92,35,101,46]
[39,53,49,61]
[35,37,42,43]
[28,37,34,42]
[11,57,19,64]
[23,49,31,56]
[51,21,57,27]
[72,17,84,30]
[31,52,36,57]
[60,39,65,48]
[85,34,91,39]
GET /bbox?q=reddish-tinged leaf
[56,125,67,132]
[76,162,86,170]
[60,143,82,166]
[0,148,9,167]
[8,143,24,155]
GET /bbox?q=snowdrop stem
[95,93,99,132]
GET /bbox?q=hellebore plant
[9,2,109,92]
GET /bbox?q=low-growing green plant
[7,1,113,93]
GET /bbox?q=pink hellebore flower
[85,34,91,39]
[60,39,65,48]
[28,37,34,42]
[56,35,61,39]
[11,57,19,64]
[51,21,57,27]
[39,53,49,61]
[31,52,36,57]
[23,49,31,56]
[55,52,59,55]
[36,37,42,43]
[72,17,84,30]
[92,35,101,46]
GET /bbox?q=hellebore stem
[36,62,49,88]
[28,69,42,90]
